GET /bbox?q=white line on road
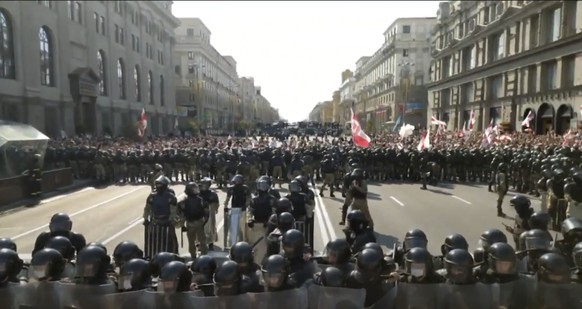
[11,187,144,240]
[315,192,337,240]
[315,202,330,246]
[102,218,144,245]
[452,195,472,205]
[41,187,95,204]
[128,216,143,225]
[390,196,405,207]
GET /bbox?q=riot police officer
[117,258,152,292]
[267,197,294,234]
[346,248,388,307]
[229,241,263,292]
[0,238,16,251]
[347,168,374,228]
[258,175,281,199]
[496,163,509,217]
[149,163,164,191]
[158,261,192,293]
[45,236,76,278]
[294,175,316,251]
[394,229,428,266]
[224,174,251,246]
[30,248,66,282]
[143,176,180,257]
[476,242,518,284]
[555,217,582,264]
[264,212,296,262]
[434,233,469,269]
[517,229,553,273]
[247,177,276,263]
[443,249,476,285]
[32,213,86,255]
[112,241,144,270]
[214,260,245,296]
[505,195,534,249]
[343,210,376,254]
[320,239,355,275]
[75,245,113,285]
[199,177,220,251]
[190,255,217,296]
[397,247,445,283]
[281,229,318,288]
[261,254,294,291]
[178,182,209,257]
[537,253,570,284]
[286,180,309,230]
[0,249,24,285]
[319,154,337,197]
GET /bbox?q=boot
[497,202,505,217]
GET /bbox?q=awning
[557,105,572,118]
[540,107,553,119]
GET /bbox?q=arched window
[134,65,141,101]
[96,50,106,95]
[0,10,15,79]
[39,26,54,86]
[148,71,153,105]
[159,75,164,106]
[117,58,125,99]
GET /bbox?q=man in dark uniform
[142,176,179,257]
[199,177,220,250]
[27,153,43,200]
[178,182,209,257]
[32,213,86,255]
[224,174,251,246]
[247,177,277,263]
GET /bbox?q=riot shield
[394,283,444,309]
[228,208,242,248]
[247,288,308,309]
[307,285,366,309]
[58,283,116,309]
[190,294,253,309]
[103,290,148,309]
[15,281,63,309]
[139,290,202,309]
[367,286,396,309]
[437,283,492,309]
[490,276,536,309]
[0,282,32,309]
[533,282,582,309]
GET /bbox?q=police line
[2,277,582,309]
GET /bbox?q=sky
[172,1,441,122]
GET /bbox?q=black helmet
[113,241,143,268]
[320,266,345,287]
[403,229,428,251]
[355,248,382,281]
[510,195,531,213]
[498,163,507,172]
[154,176,171,191]
[150,252,184,277]
[154,163,163,171]
[213,260,242,296]
[75,245,110,284]
[277,212,295,233]
[45,236,75,261]
[444,249,474,284]
[158,261,192,293]
[519,229,552,252]
[49,213,72,233]
[405,247,433,279]
[294,175,309,188]
[289,180,302,193]
[185,182,200,195]
[231,174,244,185]
[191,255,217,284]
[30,248,66,281]
[347,210,368,232]
[561,218,582,242]
[362,242,384,256]
[281,229,305,260]
[487,243,517,275]
[261,254,288,290]
[572,242,582,269]
[441,233,469,256]
[473,247,486,264]
[537,253,570,283]
[0,238,16,251]
[199,177,212,191]
[275,198,293,216]
[86,242,107,254]
[351,168,364,179]
[258,175,272,186]
[256,178,270,192]
[118,258,152,292]
[479,229,507,251]
[324,239,352,265]
[0,248,23,283]
[528,212,551,231]
[229,242,254,269]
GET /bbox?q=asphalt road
[0,180,542,261]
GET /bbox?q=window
[119,27,124,44]
[542,61,557,91]
[175,65,180,75]
[188,65,194,74]
[463,83,473,103]
[187,28,194,36]
[470,45,476,69]
[135,36,140,52]
[93,13,98,32]
[0,10,15,79]
[99,16,105,35]
[134,65,141,101]
[403,49,408,57]
[114,25,119,42]
[39,26,54,86]
[562,55,575,88]
[160,75,164,106]
[402,25,411,34]
[114,0,123,14]
[68,1,82,23]
[497,32,505,59]
[550,7,561,42]
[490,75,503,99]
[148,71,154,105]
[97,50,106,95]
[188,51,194,60]
[117,59,125,99]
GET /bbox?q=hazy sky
[172,1,440,122]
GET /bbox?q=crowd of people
[2,129,582,308]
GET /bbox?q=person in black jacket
[32,213,86,255]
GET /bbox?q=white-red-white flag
[417,128,431,151]
[469,110,475,131]
[430,116,446,126]
[563,129,574,146]
[137,108,147,137]
[350,108,371,147]
[521,110,534,128]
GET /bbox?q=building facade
[174,18,240,134]
[253,86,278,124]
[308,103,323,122]
[0,0,179,137]
[339,69,357,124]
[238,76,256,125]
[352,17,437,132]
[427,0,582,134]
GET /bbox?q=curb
[0,180,96,214]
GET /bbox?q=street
[0,180,542,261]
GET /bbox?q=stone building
[0,0,179,137]
[427,1,582,134]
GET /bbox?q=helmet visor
[525,237,551,251]
[493,260,516,275]
[75,263,97,278]
[574,252,582,268]
[262,272,284,288]
[31,264,49,280]
[404,238,427,251]
[409,262,426,278]
[157,279,177,293]
[118,274,134,291]
[256,181,270,192]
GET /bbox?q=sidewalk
[0,179,95,213]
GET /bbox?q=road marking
[11,187,145,240]
[41,187,95,204]
[315,202,330,246]
[128,216,143,225]
[315,191,337,240]
[452,195,472,205]
[390,196,405,207]
[102,218,144,245]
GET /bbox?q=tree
[366,119,374,133]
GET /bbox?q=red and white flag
[417,128,431,151]
[468,110,475,131]
[431,116,446,126]
[521,110,534,128]
[137,108,147,137]
[563,129,574,146]
[350,108,371,147]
